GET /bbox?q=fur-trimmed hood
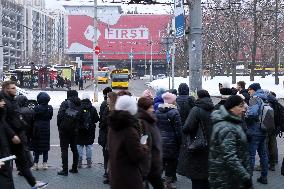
[109,110,139,131]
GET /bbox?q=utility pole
[130,47,133,77]
[274,0,279,85]
[0,1,3,81]
[150,38,153,81]
[144,51,147,76]
[93,0,99,101]
[188,0,202,92]
[251,0,257,81]
[171,42,175,89]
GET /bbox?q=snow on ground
[149,75,284,98]
[25,90,104,109]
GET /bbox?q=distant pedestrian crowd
[0,79,284,189]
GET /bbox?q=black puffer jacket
[178,97,214,180]
[1,91,26,141]
[0,108,14,189]
[31,103,53,152]
[77,99,99,145]
[137,108,162,178]
[155,103,182,159]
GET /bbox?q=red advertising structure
[67,14,171,60]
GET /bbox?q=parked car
[155,74,166,80]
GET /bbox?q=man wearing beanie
[176,83,195,126]
[107,95,148,189]
[57,90,82,176]
[155,92,182,188]
[246,83,269,184]
[209,95,252,189]
[137,97,164,189]
[100,87,112,122]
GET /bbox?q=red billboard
[67,14,171,60]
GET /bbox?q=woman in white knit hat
[108,95,149,189]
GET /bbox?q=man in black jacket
[1,81,47,188]
[57,90,82,176]
[237,81,250,105]
[0,93,15,189]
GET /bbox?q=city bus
[111,69,130,89]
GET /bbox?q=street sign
[129,52,133,59]
[166,51,171,64]
[94,46,101,55]
[174,0,185,38]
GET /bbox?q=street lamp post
[150,38,153,81]
[93,0,99,102]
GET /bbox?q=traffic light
[129,0,156,4]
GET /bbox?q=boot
[42,163,48,170]
[257,176,268,184]
[87,159,92,168]
[78,159,82,168]
[164,177,176,189]
[32,163,39,171]
[57,169,68,176]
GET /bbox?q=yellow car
[98,71,109,84]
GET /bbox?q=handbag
[187,120,208,153]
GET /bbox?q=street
[13,79,284,189]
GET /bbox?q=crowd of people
[0,79,284,189]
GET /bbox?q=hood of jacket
[157,103,177,113]
[195,97,214,111]
[81,99,92,109]
[109,110,138,131]
[68,96,81,106]
[154,95,164,104]
[211,105,243,124]
[16,95,28,107]
[253,89,268,101]
[137,108,156,124]
[178,83,189,95]
[37,92,50,105]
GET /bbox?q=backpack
[81,108,92,130]
[257,97,275,133]
[60,100,80,132]
[269,100,284,136]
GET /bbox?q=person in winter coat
[209,95,252,189]
[154,88,166,112]
[99,87,113,121]
[15,95,34,174]
[246,83,269,184]
[137,97,164,189]
[237,81,250,105]
[155,92,182,189]
[176,83,195,125]
[57,90,82,176]
[99,92,117,184]
[178,90,214,189]
[0,93,15,189]
[0,81,47,188]
[79,78,84,90]
[77,93,99,168]
[108,95,149,189]
[215,81,234,110]
[31,92,53,171]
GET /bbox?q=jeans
[33,151,48,163]
[77,145,92,160]
[59,133,78,170]
[163,158,178,179]
[249,135,268,177]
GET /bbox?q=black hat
[197,90,210,99]
[67,90,78,98]
[224,95,244,110]
[178,83,189,95]
[248,83,261,92]
[103,87,112,96]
